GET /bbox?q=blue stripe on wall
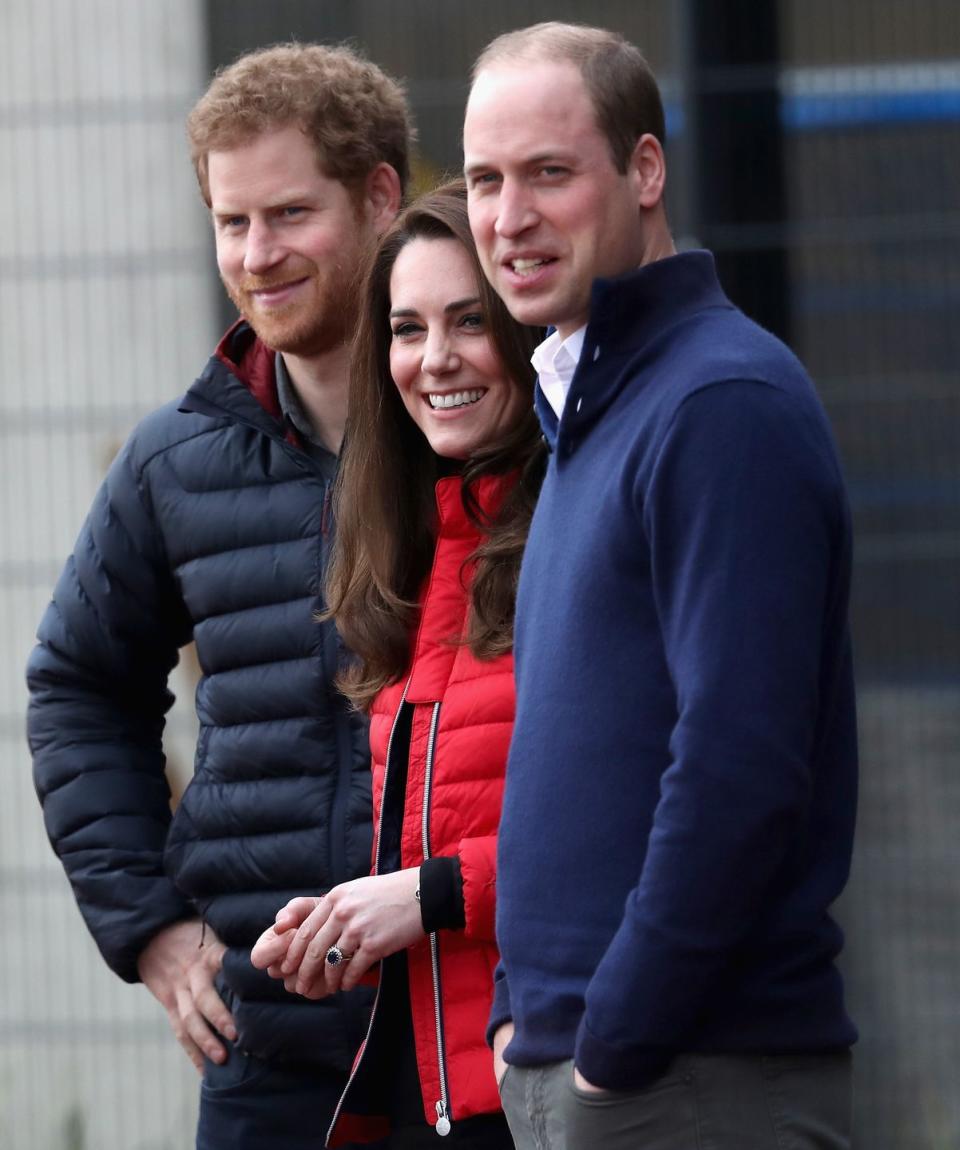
[665,62,960,134]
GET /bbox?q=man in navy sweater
[464,22,858,1150]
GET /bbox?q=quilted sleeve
[458,833,498,942]
[26,432,195,982]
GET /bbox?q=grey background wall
[2,1,958,1147]
[1,3,212,1147]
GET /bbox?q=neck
[280,343,351,456]
[637,220,678,269]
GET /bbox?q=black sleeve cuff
[419,856,465,933]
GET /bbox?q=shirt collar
[274,352,319,444]
[274,352,338,475]
[531,325,587,420]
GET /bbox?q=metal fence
[2,1,958,1146]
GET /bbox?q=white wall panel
[1,1,212,1145]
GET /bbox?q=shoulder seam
[132,417,234,480]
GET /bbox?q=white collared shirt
[531,325,587,420]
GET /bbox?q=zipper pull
[435,1100,451,1136]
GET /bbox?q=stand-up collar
[404,472,513,703]
[534,251,733,452]
[180,320,302,449]
[213,319,280,420]
[586,250,730,356]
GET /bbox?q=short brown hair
[472,22,665,172]
[187,42,414,205]
[326,181,546,711]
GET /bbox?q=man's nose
[243,219,283,275]
[495,181,538,239]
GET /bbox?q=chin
[504,297,551,330]
[254,318,346,357]
[429,438,472,461]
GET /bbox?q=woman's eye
[460,313,485,330]
[391,323,421,339]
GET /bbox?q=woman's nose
[421,333,460,376]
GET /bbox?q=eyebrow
[465,151,573,176]
[389,296,481,318]
[212,192,316,219]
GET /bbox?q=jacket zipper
[321,479,353,895]
[320,484,332,537]
[325,679,411,1147]
[375,678,412,879]
[421,702,451,1136]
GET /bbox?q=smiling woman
[326,179,545,700]
[388,235,530,460]
[250,181,545,1147]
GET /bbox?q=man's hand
[492,1020,515,1088]
[137,919,234,1074]
[572,1067,606,1094]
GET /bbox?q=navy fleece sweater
[492,251,858,1091]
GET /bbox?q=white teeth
[511,258,546,275]
[428,390,484,410]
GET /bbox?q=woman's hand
[250,896,321,977]
[258,869,425,998]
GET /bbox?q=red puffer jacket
[329,473,515,1145]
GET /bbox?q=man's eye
[468,172,500,189]
[282,206,306,217]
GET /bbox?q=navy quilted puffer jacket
[27,323,374,1069]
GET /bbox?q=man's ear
[364,162,403,234]
[629,133,667,210]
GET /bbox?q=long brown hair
[326,179,545,711]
